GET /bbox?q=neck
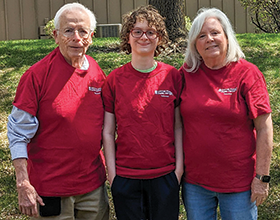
[204,58,227,70]
[65,56,85,69]
[131,55,156,70]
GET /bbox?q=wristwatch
[255,174,271,183]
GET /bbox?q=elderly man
[7,3,109,219]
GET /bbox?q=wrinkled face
[195,17,228,66]
[128,19,160,57]
[53,9,92,65]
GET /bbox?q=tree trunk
[149,0,187,43]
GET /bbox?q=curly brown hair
[120,5,169,57]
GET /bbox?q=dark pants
[111,171,180,220]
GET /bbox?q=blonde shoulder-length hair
[184,8,245,72]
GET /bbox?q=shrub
[44,19,55,38]
[185,16,192,32]
[239,0,280,33]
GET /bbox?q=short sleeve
[173,68,183,107]
[13,69,40,116]
[242,67,271,119]
[102,72,115,113]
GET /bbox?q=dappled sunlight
[0,36,280,219]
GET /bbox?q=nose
[140,32,149,39]
[72,30,82,40]
[206,34,214,42]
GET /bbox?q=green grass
[0,35,280,219]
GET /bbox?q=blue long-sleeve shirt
[7,106,39,160]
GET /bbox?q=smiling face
[195,17,228,69]
[53,8,92,66]
[128,19,160,57]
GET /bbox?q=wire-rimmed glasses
[58,27,92,39]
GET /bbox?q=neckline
[201,61,228,74]
[129,62,160,78]
[132,61,158,73]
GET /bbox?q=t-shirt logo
[89,87,101,95]
[154,90,174,98]
[218,87,237,95]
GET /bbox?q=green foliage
[238,0,280,33]
[185,16,192,32]
[44,19,55,38]
[0,35,279,219]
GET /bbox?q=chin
[69,52,84,58]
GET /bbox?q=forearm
[174,107,184,177]
[13,158,30,188]
[255,126,273,176]
[255,114,273,175]
[103,111,117,184]
[251,113,273,206]
[175,129,184,174]
[103,133,116,179]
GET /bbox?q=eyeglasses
[130,29,158,39]
[58,27,92,39]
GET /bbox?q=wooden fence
[0,0,254,41]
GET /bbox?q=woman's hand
[251,177,269,206]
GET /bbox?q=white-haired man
[7,3,109,219]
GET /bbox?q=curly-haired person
[102,5,183,220]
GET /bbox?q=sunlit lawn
[0,34,279,219]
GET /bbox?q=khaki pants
[32,184,109,220]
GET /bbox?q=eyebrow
[132,28,156,31]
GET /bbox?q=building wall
[0,0,254,41]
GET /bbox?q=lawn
[0,34,279,220]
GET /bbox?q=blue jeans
[182,182,257,220]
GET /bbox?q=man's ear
[53,30,59,44]
[53,29,57,37]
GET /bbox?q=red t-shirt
[13,47,106,197]
[102,62,182,179]
[179,59,271,193]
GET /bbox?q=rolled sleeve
[7,106,39,160]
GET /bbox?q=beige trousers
[31,184,109,220]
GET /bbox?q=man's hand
[251,177,269,206]
[13,159,44,217]
[17,179,44,217]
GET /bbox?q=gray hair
[185,8,245,72]
[54,2,96,31]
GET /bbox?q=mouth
[138,42,150,45]
[69,46,83,50]
[206,45,218,50]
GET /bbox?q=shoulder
[86,55,99,67]
[157,62,178,72]
[107,62,131,79]
[156,62,180,78]
[178,63,197,80]
[233,59,260,72]
[86,55,106,78]
[28,47,60,74]
[231,59,264,80]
